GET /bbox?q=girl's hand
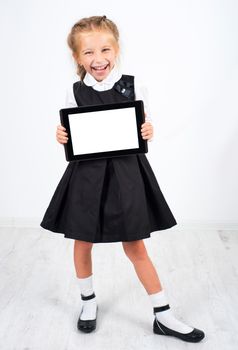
[141,121,153,141]
[56,125,68,144]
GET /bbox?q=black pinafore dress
[40,75,177,243]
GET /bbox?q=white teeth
[92,64,108,70]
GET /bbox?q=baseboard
[171,221,238,231]
[0,218,237,230]
[0,217,41,228]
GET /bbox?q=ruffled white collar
[83,64,122,91]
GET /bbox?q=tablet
[59,100,148,162]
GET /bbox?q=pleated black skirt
[40,154,177,243]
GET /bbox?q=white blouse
[65,65,153,141]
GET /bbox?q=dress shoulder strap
[72,74,135,105]
[113,74,135,100]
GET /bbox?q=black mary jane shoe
[153,305,205,343]
[77,292,98,333]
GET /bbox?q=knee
[74,240,93,254]
[122,240,148,263]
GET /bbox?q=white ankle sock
[78,274,97,321]
[149,289,193,334]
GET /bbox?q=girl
[40,15,205,342]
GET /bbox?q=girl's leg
[74,239,93,278]
[74,240,97,325]
[122,240,162,294]
[122,240,194,334]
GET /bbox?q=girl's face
[73,30,119,82]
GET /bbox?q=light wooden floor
[0,226,237,350]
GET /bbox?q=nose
[94,51,105,63]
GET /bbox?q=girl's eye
[102,48,110,52]
[84,51,92,55]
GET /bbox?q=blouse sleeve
[134,77,154,142]
[65,85,78,108]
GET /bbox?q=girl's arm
[65,86,78,108]
[134,78,154,142]
[56,86,76,145]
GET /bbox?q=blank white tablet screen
[68,107,139,155]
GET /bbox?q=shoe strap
[153,304,170,314]
[81,292,96,301]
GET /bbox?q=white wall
[0,0,237,226]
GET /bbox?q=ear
[115,45,120,57]
[115,47,120,65]
[72,52,81,65]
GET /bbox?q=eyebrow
[82,49,93,53]
[81,44,112,52]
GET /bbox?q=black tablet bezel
[59,100,148,162]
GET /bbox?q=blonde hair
[67,15,120,80]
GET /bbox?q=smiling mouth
[91,64,109,71]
